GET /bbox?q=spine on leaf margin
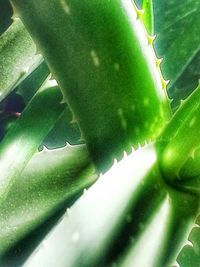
[20,145,200,267]
[11,0,170,172]
[0,144,97,258]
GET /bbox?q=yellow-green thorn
[147,34,156,46]
[12,16,20,22]
[70,112,77,124]
[189,149,195,159]
[158,67,170,89]
[156,57,163,68]
[35,46,42,56]
[10,2,19,21]
[78,132,85,143]
[161,78,170,90]
[136,8,145,20]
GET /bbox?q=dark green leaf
[0,144,97,257]
[11,0,170,172]
[154,0,200,91]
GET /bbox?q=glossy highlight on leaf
[11,0,170,171]
[1,0,200,266]
[158,83,200,188]
[0,19,42,101]
[0,144,97,258]
[0,79,65,204]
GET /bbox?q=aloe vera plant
[0,0,200,266]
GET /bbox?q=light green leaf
[11,0,170,171]
[0,144,97,257]
[177,215,200,267]
[157,84,200,186]
[0,78,65,204]
[0,19,42,100]
[18,145,199,267]
[16,61,50,104]
[142,0,154,35]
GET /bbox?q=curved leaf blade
[0,19,42,100]
[157,84,200,187]
[0,79,65,203]
[11,0,170,171]
[0,144,97,257]
[154,0,200,88]
[142,0,154,35]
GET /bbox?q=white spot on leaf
[189,117,196,128]
[60,0,71,15]
[118,108,127,130]
[114,63,120,71]
[143,97,149,107]
[90,50,100,67]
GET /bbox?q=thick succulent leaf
[0,79,65,204]
[0,18,42,100]
[142,0,154,35]
[13,62,81,148]
[177,216,200,267]
[43,108,81,149]
[14,145,198,267]
[180,147,200,181]
[3,61,81,149]
[16,145,158,267]
[157,84,200,187]
[0,62,49,141]
[154,0,200,89]
[175,146,200,194]
[16,61,50,104]
[168,51,200,106]
[0,0,12,35]
[11,0,170,171]
[118,188,199,267]
[0,144,97,257]
[12,62,81,148]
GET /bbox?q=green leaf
[42,108,82,149]
[157,84,200,187]
[167,51,200,104]
[16,61,50,104]
[154,0,200,88]
[0,0,12,35]
[16,145,160,267]
[174,146,200,194]
[142,0,154,35]
[0,78,65,204]
[119,188,199,267]
[0,144,97,257]
[177,215,200,267]
[18,145,199,267]
[0,19,42,100]
[11,0,170,171]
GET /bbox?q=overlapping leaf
[177,216,200,267]
[0,144,97,259]
[154,0,200,101]
[11,0,170,171]
[19,145,200,267]
[0,79,65,203]
[0,19,42,100]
